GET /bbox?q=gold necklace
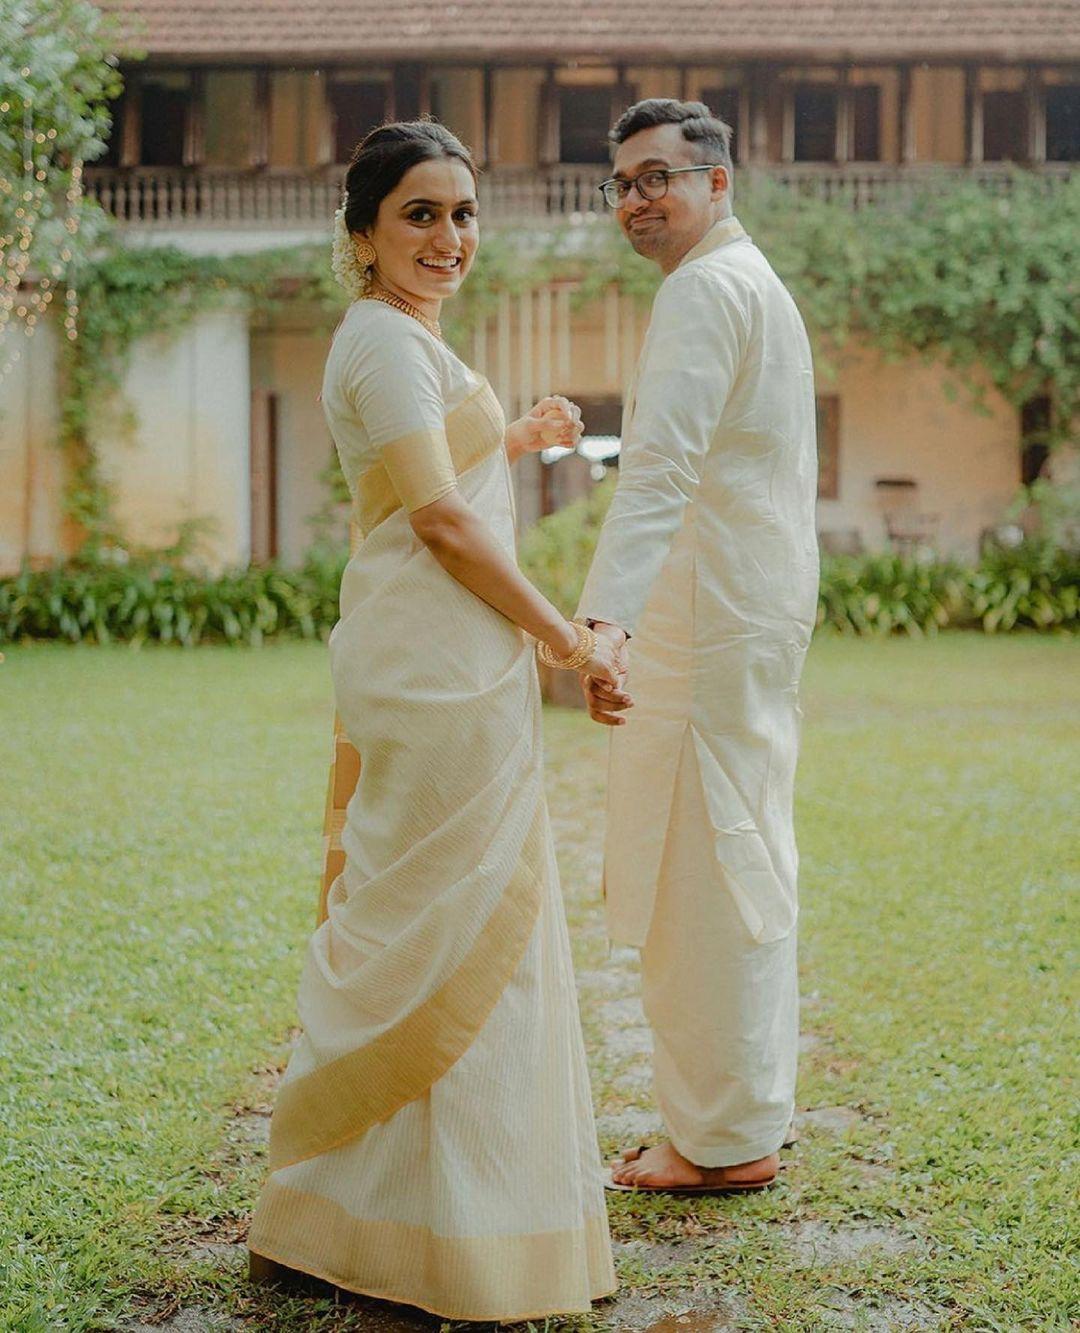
[364,287,443,341]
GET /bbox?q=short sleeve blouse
[322,300,481,514]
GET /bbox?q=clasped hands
[506,395,584,461]
[581,622,632,727]
[507,398,631,725]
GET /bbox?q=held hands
[582,623,632,726]
[506,395,584,461]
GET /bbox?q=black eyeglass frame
[597,164,724,209]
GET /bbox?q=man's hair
[609,98,734,186]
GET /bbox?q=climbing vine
[59,170,1079,549]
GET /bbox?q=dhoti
[640,736,799,1166]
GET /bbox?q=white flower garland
[331,204,371,300]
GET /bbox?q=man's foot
[610,1141,778,1191]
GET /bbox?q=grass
[0,636,1077,1331]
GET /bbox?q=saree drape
[248,303,614,1321]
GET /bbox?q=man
[577,99,819,1192]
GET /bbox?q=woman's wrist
[537,620,597,671]
[541,618,579,659]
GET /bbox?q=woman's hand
[506,395,584,463]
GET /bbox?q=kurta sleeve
[342,314,457,512]
[576,267,749,635]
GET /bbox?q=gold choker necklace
[364,288,443,341]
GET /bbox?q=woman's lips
[417,256,463,272]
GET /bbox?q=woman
[246,120,620,1321]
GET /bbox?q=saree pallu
[248,391,614,1321]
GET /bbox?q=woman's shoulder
[336,298,445,357]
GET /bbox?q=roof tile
[96,0,1080,61]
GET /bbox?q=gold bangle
[537,620,597,671]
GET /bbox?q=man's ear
[710,165,730,200]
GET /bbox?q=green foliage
[816,552,969,636]
[0,550,345,646]
[967,538,1080,632]
[816,543,1079,635]
[4,510,1076,647]
[0,0,121,164]
[741,172,1080,439]
[517,475,616,614]
[0,0,121,340]
[460,171,1080,443]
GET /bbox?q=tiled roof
[97,1,1080,62]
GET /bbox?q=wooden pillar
[612,62,632,128]
[539,65,559,167]
[737,69,752,166]
[120,71,142,167]
[604,286,619,384]
[1025,66,1046,163]
[835,65,851,163]
[315,69,334,168]
[252,68,271,168]
[184,69,205,168]
[965,65,983,164]
[555,284,571,385]
[780,82,795,164]
[249,389,277,565]
[481,64,495,166]
[898,63,916,164]
[748,63,770,164]
[537,285,552,396]
[517,289,533,418]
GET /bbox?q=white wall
[816,344,1022,559]
[0,320,68,574]
[94,304,252,568]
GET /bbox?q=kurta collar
[676,215,747,270]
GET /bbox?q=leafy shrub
[0,552,346,647]
[816,553,969,636]
[517,476,615,616]
[966,540,1080,632]
[2,520,1076,646]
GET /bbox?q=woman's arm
[410,489,624,690]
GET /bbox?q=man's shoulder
[654,248,753,333]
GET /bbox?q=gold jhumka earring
[353,239,376,270]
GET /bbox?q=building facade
[2,0,1078,573]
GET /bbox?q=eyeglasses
[597,165,723,209]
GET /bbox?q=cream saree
[247,302,614,1321]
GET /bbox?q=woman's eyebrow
[400,196,479,208]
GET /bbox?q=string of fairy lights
[0,70,84,378]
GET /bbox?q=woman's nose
[432,218,461,252]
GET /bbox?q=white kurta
[577,215,819,1164]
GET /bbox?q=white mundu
[578,214,819,1167]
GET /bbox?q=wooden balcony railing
[83,162,1072,229]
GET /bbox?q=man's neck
[659,209,734,276]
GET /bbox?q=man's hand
[581,622,632,726]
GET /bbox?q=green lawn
[1,636,1077,1331]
